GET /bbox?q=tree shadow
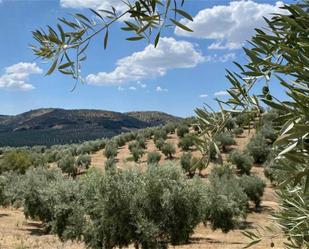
[20,222,47,236]
[237,221,254,230]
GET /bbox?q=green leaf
[126,36,144,41]
[104,30,109,49]
[170,19,193,32]
[154,32,160,48]
[172,9,193,21]
[46,59,58,76]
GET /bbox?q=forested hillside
[0,109,181,147]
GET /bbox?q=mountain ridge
[0,108,182,147]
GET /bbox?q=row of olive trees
[0,164,252,249]
[195,2,309,247]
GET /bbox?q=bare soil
[0,129,286,249]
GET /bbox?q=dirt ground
[0,129,286,249]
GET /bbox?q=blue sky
[0,0,291,117]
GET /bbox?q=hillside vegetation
[0,111,286,248]
[0,109,181,147]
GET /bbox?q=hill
[0,108,182,147]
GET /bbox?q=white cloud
[205,53,236,63]
[175,1,286,50]
[199,94,208,98]
[137,81,147,88]
[156,86,168,92]
[117,86,124,91]
[214,91,229,97]
[0,62,42,91]
[86,37,205,86]
[60,0,127,12]
[129,86,137,91]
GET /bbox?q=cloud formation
[214,91,229,97]
[156,86,168,92]
[0,62,42,91]
[86,37,205,86]
[175,1,286,50]
[199,94,208,98]
[60,0,127,12]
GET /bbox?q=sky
[0,0,292,117]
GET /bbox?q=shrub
[259,124,277,143]
[233,127,244,136]
[0,171,26,207]
[58,155,77,176]
[161,142,176,159]
[76,154,91,170]
[164,123,176,134]
[228,150,253,175]
[147,152,161,165]
[235,113,251,127]
[136,136,147,149]
[131,147,145,162]
[105,158,116,171]
[128,141,139,152]
[115,136,126,147]
[246,134,271,164]
[22,167,84,239]
[178,135,194,151]
[155,138,165,150]
[104,142,118,159]
[180,153,204,176]
[225,118,236,131]
[153,129,167,141]
[81,164,208,248]
[177,124,189,138]
[0,150,32,174]
[191,157,205,173]
[238,175,265,209]
[206,166,248,232]
[180,152,193,175]
[214,132,236,152]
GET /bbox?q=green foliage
[0,171,26,207]
[246,134,271,164]
[214,132,236,152]
[164,123,176,134]
[136,135,147,149]
[104,158,117,171]
[153,129,167,141]
[0,150,32,174]
[154,138,165,150]
[76,154,91,169]
[180,153,204,175]
[23,167,84,239]
[147,151,161,165]
[104,142,118,159]
[258,124,277,144]
[177,124,189,138]
[207,165,248,232]
[131,146,145,162]
[31,1,193,82]
[273,186,309,248]
[238,175,265,209]
[178,134,194,151]
[81,164,208,248]
[225,118,236,131]
[228,150,253,175]
[235,113,251,128]
[161,142,176,159]
[58,155,77,176]
[180,152,193,175]
[233,127,244,136]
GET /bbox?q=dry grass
[0,128,286,249]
